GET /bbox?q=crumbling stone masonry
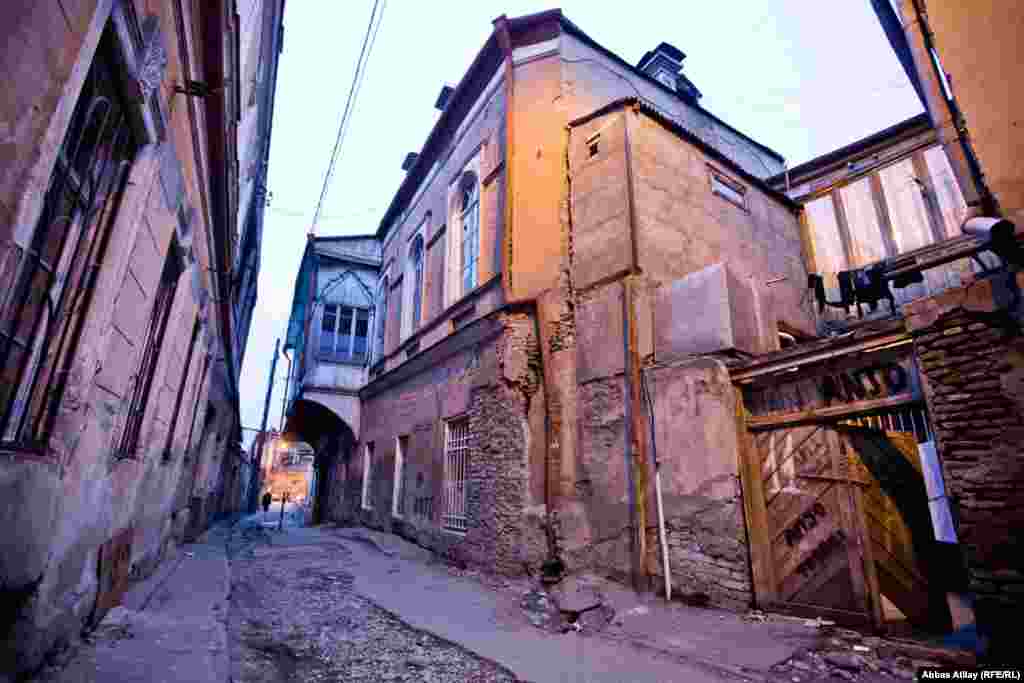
[905,272,1024,658]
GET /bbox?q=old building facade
[278,5,1021,660]
[0,0,284,676]
[283,9,808,602]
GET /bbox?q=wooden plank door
[752,424,877,625]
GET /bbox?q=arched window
[375,277,389,361]
[409,235,424,330]
[459,174,480,294]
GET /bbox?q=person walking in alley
[261,491,272,518]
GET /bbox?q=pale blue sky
[238,1,922,444]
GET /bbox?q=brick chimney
[636,41,702,104]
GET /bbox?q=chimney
[401,152,419,172]
[434,84,455,111]
[636,41,702,104]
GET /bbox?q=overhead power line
[310,0,386,235]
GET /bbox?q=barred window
[0,27,137,446]
[443,417,470,533]
[118,239,184,458]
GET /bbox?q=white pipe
[655,466,671,601]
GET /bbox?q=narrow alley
[33,511,973,683]
[3,1,1023,680]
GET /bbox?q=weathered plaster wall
[557,105,805,604]
[645,359,752,609]
[0,3,267,675]
[905,273,1024,659]
[925,1,1024,227]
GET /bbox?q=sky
[237,1,923,446]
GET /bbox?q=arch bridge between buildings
[283,396,358,525]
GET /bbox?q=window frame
[409,234,425,333]
[118,237,185,459]
[459,175,481,295]
[392,434,407,518]
[361,441,375,510]
[318,302,369,364]
[708,166,748,211]
[0,27,138,447]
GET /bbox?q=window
[459,175,480,294]
[443,417,470,533]
[119,239,184,458]
[361,442,374,510]
[802,145,972,312]
[409,235,424,331]
[374,278,388,362]
[393,435,407,518]
[710,169,747,210]
[319,304,369,363]
[0,28,137,445]
[162,317,200,462]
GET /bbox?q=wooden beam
[731,331,911,384]
[747,393,918,430]
[734,391,777,606]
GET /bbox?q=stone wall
[349,310,547,575]
[905,272,1024,660]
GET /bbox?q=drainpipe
[280,349,292,432]
[900,0,998,215]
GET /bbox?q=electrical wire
[310,0,386,235]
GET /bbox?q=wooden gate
[734,325,946,629]
[750,424,880,625]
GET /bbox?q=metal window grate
[0,27,137,446]
[443,417,470,533]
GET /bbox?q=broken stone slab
[549,577,602,614]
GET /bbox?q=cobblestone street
[226,513,517,683]
[30,511,976,683]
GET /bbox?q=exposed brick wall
[906,274,1024,658]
